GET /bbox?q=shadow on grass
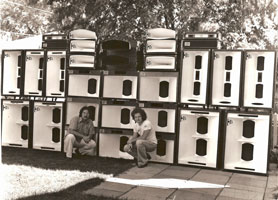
[17,178,122,200]
[2,147,133,200]
[2,146,134,174]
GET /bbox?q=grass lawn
[1,147,134,200]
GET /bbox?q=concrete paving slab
[218,188,264,200]
[167,189,216,200]
[264,187,278,200]
[119,186,175,200]
[231,173,267,181]
[228,176,267,188]
[191,173,230,185]
[84,188,123,198]
[167,165,200,173]
[266,176,278,189]
[123,164,169,176]
[153,168,199,180]
[216,196,249,200]
[178,188,223,196]
[94,181,135,192]
[197,169,233,177]
[225,182,265,193]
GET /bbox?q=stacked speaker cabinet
[1,100,30,148]
[101,100,136,129]
[243,50,276,109]
[42,34,68,50]
[45,50,67,97]
[138,102,177,163]
[33,101,64,151]
[182,32,221,49]
[99,129,134,159]
[1,50,24,96]
[102,71,138,100]
[99,39,137,71]
[143,28,178,71]
[180,49,210,105]
[99,100,137,158]
[139,72,178,103]
[24,50,45,97]
[178,109,221,168]
[68,29,97,69]
[66,98,100,128]
[223,111,270,174]
[67,70,101,98]
[211,50,243,107]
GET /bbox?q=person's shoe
[138,163,148,168]
[146,153,151,160]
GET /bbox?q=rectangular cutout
[226,72,230,82]
[258,72,262,82]
[255,84,263,98]
[224,83,231,97]
[195,71,200,80]
[257,56,265,71]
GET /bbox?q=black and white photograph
[1,0,278,199]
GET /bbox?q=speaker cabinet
[33,102,63,151]
[182,32,221,49]
[66,98,100,127]
[24,50,44,96]
[69,29,97,40]
[69,55,95,69]
[144,55,177,70]
[148,133,175,164]
[139,103,176,133]
[45,50,66,97]
[103,71,138,99]
[67,71,101,98]
[211,50,243,107]
[147,28,176,39]
[139,72,178,103]
[2,100,30,148]
[101,101,136,129]
[99,129,133,159]
[224,112,270,174]
[70,40,96,53]
[2,50,23,96]
[243,50,276,108]
[42,34,68,49]
[180,50,210,105]
[178,109,220,168]
[145,40,176,53]
[99,40,137,71]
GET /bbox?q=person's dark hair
[79,106,90,117]
[131,107,147,121]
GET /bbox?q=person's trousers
[124,139,157,166]
[64,134,96,158]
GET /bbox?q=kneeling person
[124,108,157,168]
[64,106,96,158]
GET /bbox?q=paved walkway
[84,163,278,200]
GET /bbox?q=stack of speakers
[66,29,100,149]
[1,47,66,151]
[98,39,138,159]
[137,28,180,164]
[178,32,221,168]
[1,28,276,174]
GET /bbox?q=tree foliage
[2,0,278,49]
[0,0,54,40]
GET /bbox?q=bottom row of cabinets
[1,100,271,174]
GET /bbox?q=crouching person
[124,108,157,168]
[64,106,96,158]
